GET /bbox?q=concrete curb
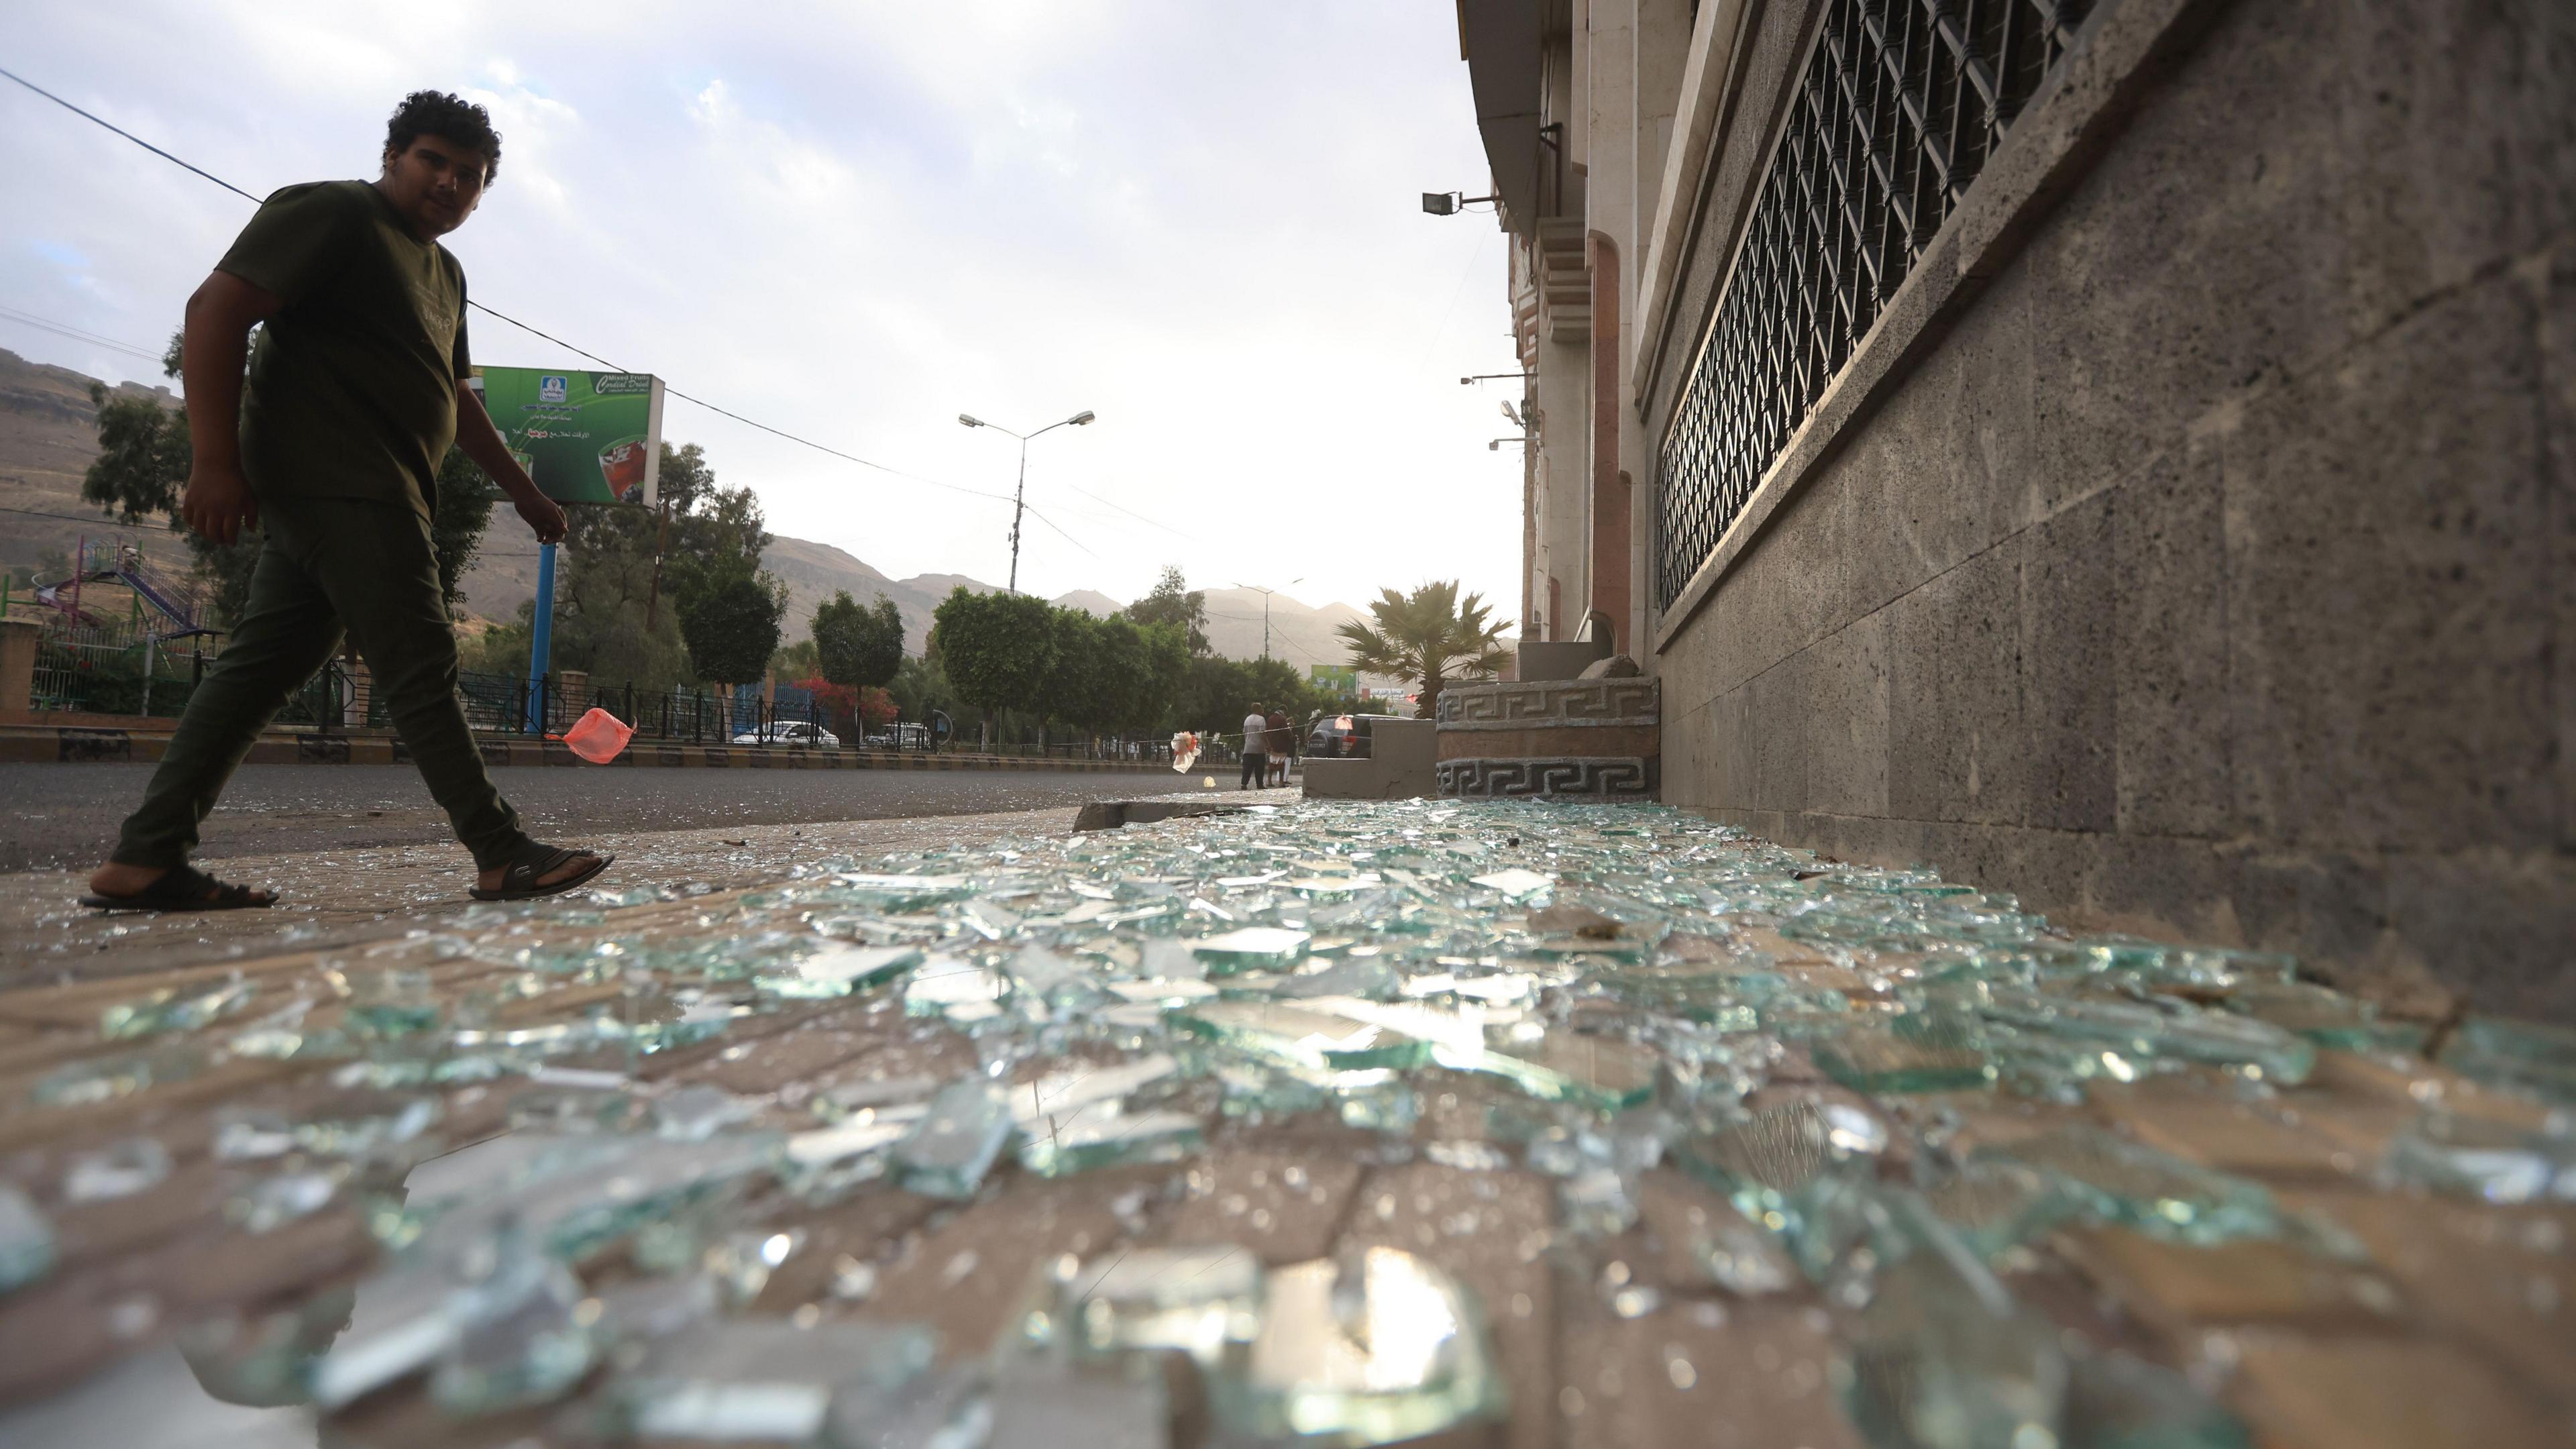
[0,724,1183,774]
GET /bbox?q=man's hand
[516,491,568,545]
[180,460,260,546]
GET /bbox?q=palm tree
[1334,580,1512,720]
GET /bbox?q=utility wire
[0,64,1018,511]
[4,64,1244,600]
[0,305,164,364]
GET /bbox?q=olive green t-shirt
[219,180,470,521]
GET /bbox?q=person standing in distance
[83,92,612,910]
[1240,704,1271,791]
[1265,706,1291,788]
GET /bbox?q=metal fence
[29,617,223,718]
[1654,0,2096,610]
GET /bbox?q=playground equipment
[5,538,223,716]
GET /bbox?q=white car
[731,720,840,748]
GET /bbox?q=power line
[1055,480,1197,542]
[0,64,1018,512]
[0,305,164,364]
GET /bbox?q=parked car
[731,720,840,748]
[894,722,932,750]
[1303,712,1401,759]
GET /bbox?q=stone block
[2379,847,2576,1022]
[2543,239,2576,857]
[1886,540,2026,826]
[1801,610,1888,818]
[1739,648,1808,816]
[2018,488,2116,832]
[2220,272,2553,855]
[2112,440,2233,839]
[1517,639,1610,681]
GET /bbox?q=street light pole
[1234,578,1305,661]
[959,409,1097,594]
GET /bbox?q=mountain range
[0,347,1371,670]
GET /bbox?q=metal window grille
[1655,0,2095,611]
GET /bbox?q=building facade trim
[1648,0,2229,654]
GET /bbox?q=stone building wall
[1642,0,2575,1017]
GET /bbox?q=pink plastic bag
[564,707,635,764]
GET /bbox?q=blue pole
[525,541,555,734]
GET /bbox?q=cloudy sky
[1,2,1525,619]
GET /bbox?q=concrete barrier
[1301,717,1436,800]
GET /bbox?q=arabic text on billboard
[474,367,666,507]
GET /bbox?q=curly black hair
[383,91,502,182]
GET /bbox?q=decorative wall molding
[1437,757,1659,800]
[1438,679,1662,725]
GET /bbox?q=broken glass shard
[1839,1210,2068,1449]
[2436,1015,2576,1108]
[1922,1159,2088,1260]
[830,873,977,910]
[2224,981,2423,1054]
[99,977,255,1039]
[431,1238,595,1413]
[229,1169,343,1232]
[1176,1000,1428,1073]
[761,943,923,998]
[905,956,1010,1018]
[656,1084,760,1140]
[62,1136,173,1201]
[1983,1126,2279,1244]
[1436,1028,1660,1111]
[1192,927,1313,974]
[1032,1246,1263,1364]
[2383,1112,2576,1203]
[1020,1109,1203,1177]
[896,1078,1018,1198]
[1814,1019,1997,1094]
[822,1365,993,1449]
[1216,1247,1505,1446]
[985,1365,1168,1449]
[1977,989,2315,1084]
[312,1264,468,1409]
[0,1186,55,1291]
[1468,868,1554,900]
[610,1318,938,1442]
[345,967,442,1038]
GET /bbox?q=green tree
[80,383,189,523]
[888,653,977,741]
[1040,605,1104,741]
[1125,564,1209,655]
[1334,580,1510,720]
[812,590,904,692]
[429,447,499,608]
[773,637,820,679]
[536,440,768,691]
[680,573,789,686]
[930,586,1057,749]
[1130,621,1190,734]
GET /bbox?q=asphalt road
[0,761,1221,872]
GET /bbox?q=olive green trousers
[111,495,529,871]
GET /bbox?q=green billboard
[1309,664,1358,696]
[472,366,666,506]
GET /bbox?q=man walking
[83,92,610,910]
[1239,704,1270,790]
